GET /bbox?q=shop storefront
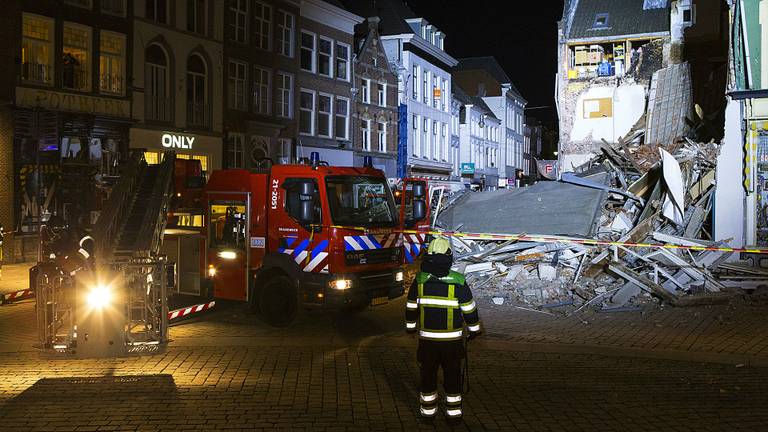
[129,127,223,176]
[12,87,132,254]
[129,127,222,296]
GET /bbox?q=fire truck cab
[205,157,409,326]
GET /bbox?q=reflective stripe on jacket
[405,270,481,341]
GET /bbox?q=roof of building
[455,57,525,100]
[340,0,417,36]
[322,0,347,9]
[453,82,499,120]
[566,0,670,40]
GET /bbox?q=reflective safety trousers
[405,271,481,341]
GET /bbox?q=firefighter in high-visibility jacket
[405,236,481,420]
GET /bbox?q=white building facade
[454,87,501,190]
[380,17,457,180]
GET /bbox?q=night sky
[405,0,565,128]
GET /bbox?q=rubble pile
[436,88,767,313]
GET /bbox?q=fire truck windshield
[325,176,398,227]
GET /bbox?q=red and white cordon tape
[168,301,215,321]
[0,289,35,305]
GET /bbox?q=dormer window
[593,13,609,29]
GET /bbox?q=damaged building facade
[556,0,685,170]
[717,0,768,249]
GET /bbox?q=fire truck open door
[207,197,250,301]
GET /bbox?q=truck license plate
[370,296,389,306]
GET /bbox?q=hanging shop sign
[460,163,475,174]
[162,133,196,149]
[15,87,130,118]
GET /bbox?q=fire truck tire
[258,275,298,327]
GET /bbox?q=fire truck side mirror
[412,199,426,221]
[298,181,316,224]
[413,182,426,199]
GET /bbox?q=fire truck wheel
[258,275,298,327]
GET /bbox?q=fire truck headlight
[217,250,237,260]
[395,271,404,282]
[330,279,352,290]
[86,285,111,309]
[207,265,217,277]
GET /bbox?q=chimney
[368,16,381,31]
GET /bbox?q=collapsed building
[555,0,712,170]
[427,0,750,313]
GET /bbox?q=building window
[441,123,447,161]
[377,83,386,107]
[278,138,292,163]
[63,22,91,91]
[443,79,448,112]
[99,31,125,95]
[228,60,247,110]
[362,119,371,151]
[432,120,438,160]
[187,0,207,34]
[101,0,126,16]
[422,118,428,158]
[592,13,609,29]
[335,97,349,140]
[253,2,271,50]
[361,79,371,104]
[318,37,333,77]
[336,42,350,81]
[227,133,245,168]
[187,54,209,127]
[317,94,332,137]
[276,10,294,57]
[432,74,439,108]
[146,44,171,122]
[299,90,315,135]
[377,121,387,153]
[252,66,271,114]
[21,14,54,85]
[64,0,92,9]
[228,0,248,43]
[276,73,294,118]
[412,114,419,157]
[412,65,419,100]
[422,70,429,104]
[146,0,168,23]
[300,31,316,72]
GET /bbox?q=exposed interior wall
[714,98,745,249]
[569,84,647,146]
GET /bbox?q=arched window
[145,44,170,121]
[187,54,208,127]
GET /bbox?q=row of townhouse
[0,0,537,257]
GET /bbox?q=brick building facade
[5,0,133,260]
[350,16,399,177]
[294,0,362,165]
[223,0,301,169]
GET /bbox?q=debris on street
[435,63,767,313]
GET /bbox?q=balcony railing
[21,62,53,85]
[146,95,173,122]
[187,102,211,128]
[99,73,125,95]
[62,65,89,91]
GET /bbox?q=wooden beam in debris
[608,262,679,304]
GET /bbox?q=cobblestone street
[2,264,768,430]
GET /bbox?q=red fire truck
[204,155,418,326]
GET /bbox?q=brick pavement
[1,346,768,431]
[3,264,768,429]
